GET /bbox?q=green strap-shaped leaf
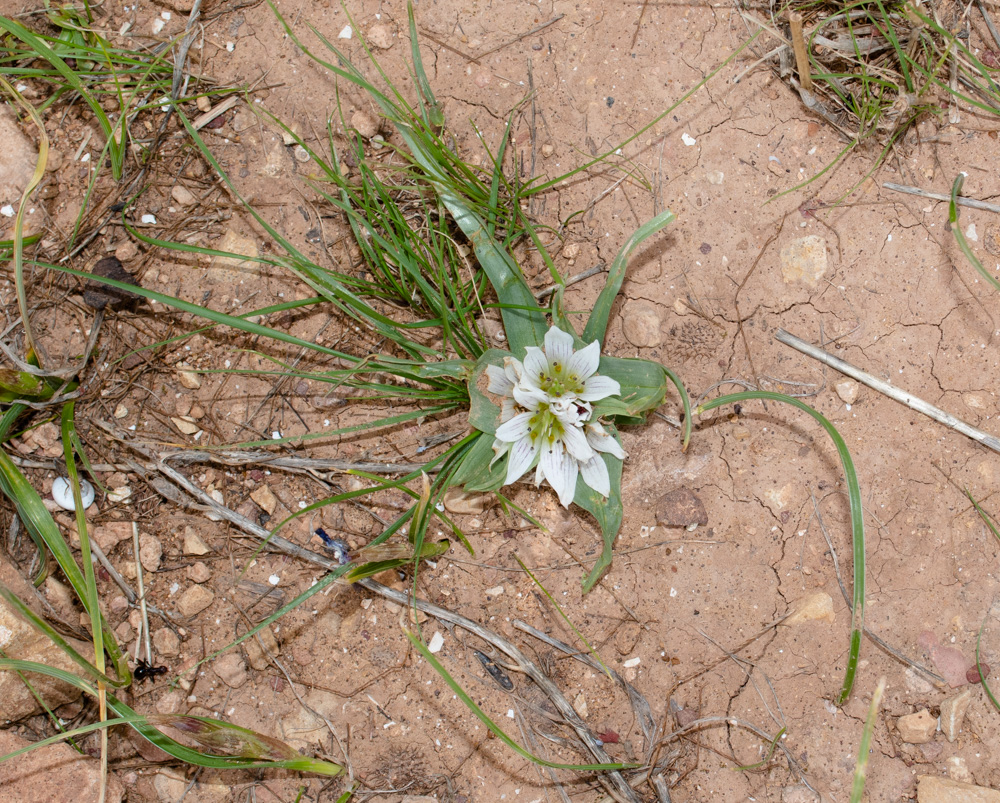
[449,431,506,492]
[572,425,625,593]
[582,209,675,346]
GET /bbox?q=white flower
[486,326,626,507]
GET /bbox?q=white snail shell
[52,477,96,511]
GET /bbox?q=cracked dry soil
[4,0,1000,801]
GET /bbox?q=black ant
[134,659,168,684]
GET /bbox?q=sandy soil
[4,0,1000,801]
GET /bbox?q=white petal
[543,326,575,372]
[495,411,533,443]
[490,438,511,467]
[567,340,601,382]
[579,454,610,498]
[499,397,517,423]
[522,346,548,387]
[486,363,514,395]
[513,383,547,409]
[561,422,595,463]
[504,356,523,384]
[540,441,578,507]
[505,436,537,485]
[579,374,621,402]
[586,422,627,459]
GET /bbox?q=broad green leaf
[572,424,625,592]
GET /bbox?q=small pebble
[896,709,936,744]
[428,631,445,653]
[967,663,990,683]
[170,185,197,206]
[681,132,697,146]
[175,363,201,389]
[213,653,248,688]
[186,562,211,583]
[182,527,211,556]
[177,584,214,616]
[139,534,163,572]
[351,109,379,139]
[835,379,860,405]
[153,627,180,656]
[338,24,352,39]
[367,23,393,49]
[171,416,200,435]
[621,301,662,347]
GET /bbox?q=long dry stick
[775,328,1000,454]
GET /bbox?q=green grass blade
[0,16,124,179]
[697,391,865,704]
[949,173,1000,291]
[849,677,886,803]
[513,554,611,677]
[0,586,125,687]
[0,445,123,674]
[61,402,105,679]
[734,726,786,771]
[977,605,999,710]
[0,714,145,763]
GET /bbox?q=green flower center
[528,405,565,448]
[537,360,585,398]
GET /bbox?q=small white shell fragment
[52,477,95,511]
[1,205,15,217]
[623,657,641,668]
[268,574,280,586]
[681,132,697,146]
[428,631,445,653]
[140,213,157,225]
[966,223,978,241]
[338,24,353,39]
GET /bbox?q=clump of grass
[743,0,1000,196]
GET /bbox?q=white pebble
[1,205,15,217]
[428,631,445,653]
[338,25,353,39]
[51,477,95,511]
[268,574,281,586]
[623,657,641,668]
[681,133,697,146]
[140,213,157,225]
